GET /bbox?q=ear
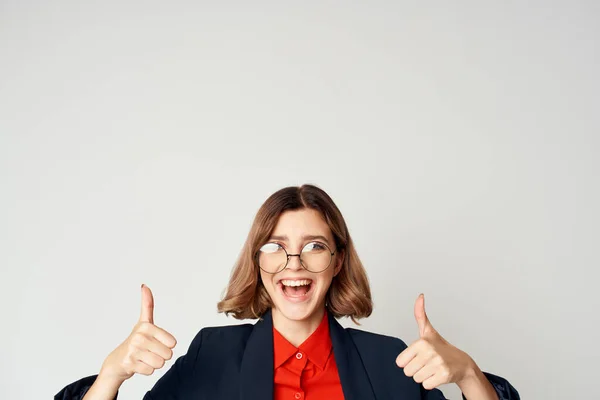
[333,249,345,277]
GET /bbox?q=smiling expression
[259,208,343,324]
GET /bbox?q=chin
[275,303,317,321]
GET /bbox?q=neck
[271,306,326,347]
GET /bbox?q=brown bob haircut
[217,184,373,323]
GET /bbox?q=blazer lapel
[239,309,275,400]
[329,313,377,400]
[238,309,376,400]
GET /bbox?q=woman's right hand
[97,284,177,384]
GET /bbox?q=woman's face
[259,208,342,324]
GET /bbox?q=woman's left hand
[395,294,479,390]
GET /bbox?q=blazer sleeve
[53,329,205,400]
[460,372,520,400]
[419,371,520,400]
[54,374,118,400]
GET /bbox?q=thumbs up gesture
[395,294,478,390]
[97,285,178,384]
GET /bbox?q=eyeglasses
[256,241,335,274]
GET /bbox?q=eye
[259,242,283,254]
[302,242,327,252]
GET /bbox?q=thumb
[139,284,154,324]
[414,293,433,337]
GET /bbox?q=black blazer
[55,310,519,400]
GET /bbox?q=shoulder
[345,328,420,389]
[190,322,255,350]
[180,322,255,375]
[342,327,424,397]
[346,327,409,355]
[197,322,255,339]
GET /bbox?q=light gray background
[1,1,598,399]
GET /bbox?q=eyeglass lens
[258,242,332,273]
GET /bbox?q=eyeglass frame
[255,241,337,274]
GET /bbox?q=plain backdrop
[1,1,598,399]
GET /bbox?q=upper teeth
[281,279,311,287]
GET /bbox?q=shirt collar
[273,309,332,370]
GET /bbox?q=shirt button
[296,352,303,360]
[295,393,302,399]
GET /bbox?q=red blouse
[273,310,345,400]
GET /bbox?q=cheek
[316,272,335,292]
[259,272,277,294]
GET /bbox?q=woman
[55,184,519,400]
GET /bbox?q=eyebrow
[269,234,331,245]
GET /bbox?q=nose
[286,254,303,271]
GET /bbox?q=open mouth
[278,279,313,301]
